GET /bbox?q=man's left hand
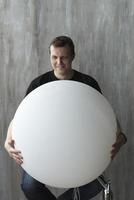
[111,133,126,160]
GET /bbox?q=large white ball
[12,80,116,188]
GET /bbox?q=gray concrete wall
[0,0,134,199]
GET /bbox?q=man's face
[50,45,73,76]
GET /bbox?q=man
[5,36,127,200]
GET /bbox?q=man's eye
[62,57,68,60]
[53,56,57,59]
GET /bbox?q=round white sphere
[12,80,116,188]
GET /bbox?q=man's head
[49,36,75,59]
[49,36,75,79]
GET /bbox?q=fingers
[10,151,23,165]
[110,133,125,160]
[110,143,121,160]
[9,147,21,155]
[111,148,119,160]
[13,157,23,165]
[7,141,23,165]
[9,149,23,159]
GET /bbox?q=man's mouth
[57,65,65,68]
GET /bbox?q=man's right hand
[4,120,23,165]
[5,138,23,165]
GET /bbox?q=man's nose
[57,58,62,65]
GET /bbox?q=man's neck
[54,69,74,80]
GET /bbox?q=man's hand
[5,139,23,165]
[4,120,23,165]
[111,133,127,160]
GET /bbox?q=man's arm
[4,120,23,165]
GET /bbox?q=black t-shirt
[26,70,101,96]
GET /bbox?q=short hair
[49,36,75,59]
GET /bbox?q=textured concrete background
[0,0,134,199]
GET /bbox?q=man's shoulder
[73,70,102,93]
[25,70,53,96]
[31,71,52,85]
[74,70,95,80]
